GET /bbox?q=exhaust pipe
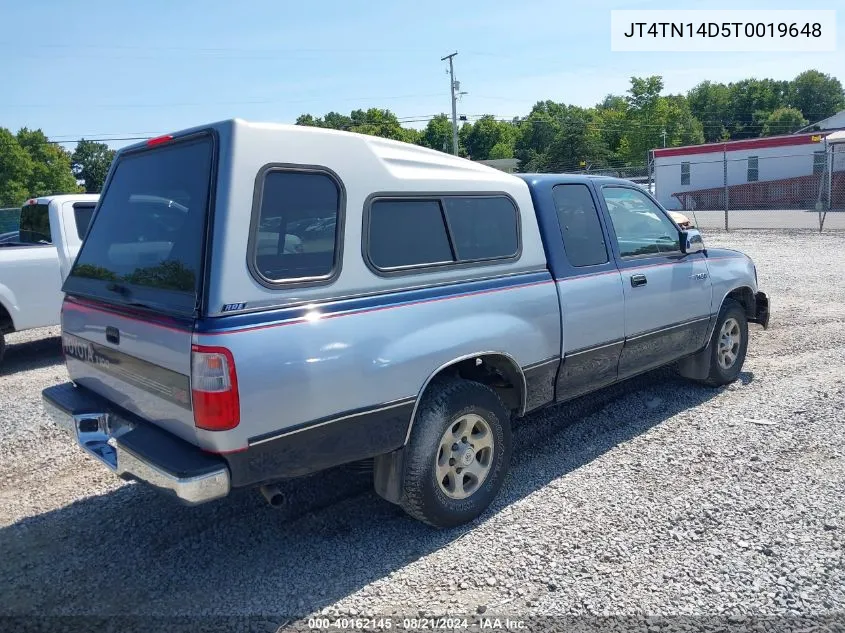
[260,484,286,508]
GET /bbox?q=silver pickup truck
[42,120,769,528]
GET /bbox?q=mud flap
[677,342,712,381]
[752,292,770,329]
[373,448,405,504]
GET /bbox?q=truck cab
[0,194,99,364]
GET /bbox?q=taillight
[146,134,174,147]
[191,344,240,431]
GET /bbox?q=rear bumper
[752,291,770,329]
[42,383,230,505]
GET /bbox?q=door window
[601,187,680,257]
[551,184,608,267]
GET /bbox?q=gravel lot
[1,230,843,632]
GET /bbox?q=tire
[399,377,512,528]
[699,299,749,387]
[0,333,5,367]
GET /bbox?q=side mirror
[680,229,705,255]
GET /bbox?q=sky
[1,0,843,150]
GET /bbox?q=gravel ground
[0,230,843,632]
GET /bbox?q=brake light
[191,344,240,431]
[146,134,174,147]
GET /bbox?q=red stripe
[653,133,827,158]
[63,296,191,334]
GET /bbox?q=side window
[680,162,690,186]
[368,199,453,269]
[252,170,340,283]
[747,156,759,182]
[551,184,608,267]
[813,151,826,175]
[442,196,519,261]
[602,186,680,258]
[73,204,96,240]
[367,195,520,272]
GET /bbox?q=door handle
[106,326,120,345]
[630,274,648,287]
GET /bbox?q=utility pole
[442,51,459,155]
[661,128,667,148]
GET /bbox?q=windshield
[64,134,214,316]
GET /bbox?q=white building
[477,158,519,173]
[653,110,845,210]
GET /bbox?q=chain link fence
[650,141,845,231]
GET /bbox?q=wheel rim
[717,317,742,370]
[436,413,494,500]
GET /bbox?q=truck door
[548,183,625,401]
[597,185,712,378]
[13,200,64,330]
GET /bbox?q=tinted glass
[74,204,96,240]
[747,156,759,182]
[443,196,518,261]
[254,171,340,282]
[551,184,608,267]
[67,135,213,314]
[369,199,453,269]
[681,162,690,186]
[813,151,826,175]
[602,187,680,257]
[19,204,52,244]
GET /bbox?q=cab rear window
[65,134,214,315]
[19,204,52,244]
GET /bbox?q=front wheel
[700,299,749,386]
[399,378,512,528]
[0,333,5,367]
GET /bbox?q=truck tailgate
[61,296,198,443]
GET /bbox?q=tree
[72,140,116,193]
[464,115,517,161]
[514,101,564,171]
[16,128,78,197]
[488,141,514,160]
[544,110,610,172]
[419,114,454,153]
[621,77,703,162]
[687,81,732,142]
[725,78,789,138]
[296,108,418,143]
[762,107,809,136]
[458,122,472,158]
[788,70,845,125]
[0,128,32,207]
[595,94,629,157]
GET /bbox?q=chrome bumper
[43,388,230,506]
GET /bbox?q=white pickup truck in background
[0,194,99,365]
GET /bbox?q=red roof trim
[653,132,828,158]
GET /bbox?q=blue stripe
[195,270,552,334]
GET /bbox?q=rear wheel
[0,333,5,367]
[399,378,512,528]
[699,299,749,386]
